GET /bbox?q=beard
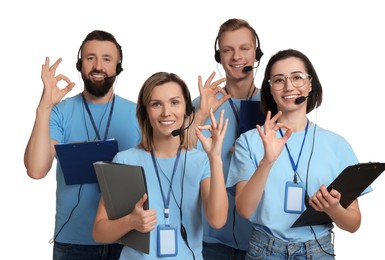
[82,70,115,97]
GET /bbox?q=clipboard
[55,139,119,185]
[291,162,385,228]
[94,161,150,254]
[238,100,265,136]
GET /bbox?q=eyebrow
[150,96,182,102]
[85,53,114,59]
[272,70,304,77]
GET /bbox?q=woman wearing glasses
[227,49,366,259]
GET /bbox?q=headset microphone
[294,96,309,105]
[104,75,117,81]
[243,65,258,73]
[171,109,195,137]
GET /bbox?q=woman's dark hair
[260,49,323,116]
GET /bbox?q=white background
[1,0,384,259]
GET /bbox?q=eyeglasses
[268,72,311,90]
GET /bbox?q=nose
[161,104,171,116]
[93,58,103,71]
[232,49,242,61]
[283,76,295,90]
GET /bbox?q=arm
[309,185,361,233]
[24,57,75,179]
[188,72,229,148]
[196,108,229,229]
[235,159,274,219]
[93,194,157,243]
[235,111,292,219]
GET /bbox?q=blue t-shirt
[50,93,141,245]
[114,147,210,259]
[227,123,368,242]
[192,92,261,250]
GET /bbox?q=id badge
[157,224,178,257]
[284,181,305,214]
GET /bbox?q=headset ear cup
[76,59,82,72]
[184,86,194,116]
[116,63,123,75]
[256,47,264,61]
[214,50,221,63]
[186,102,194,117]
[214,36,221,64]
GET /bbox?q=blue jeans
[53,242,123,260]
[203,242,246,260]
[246,229,334,260]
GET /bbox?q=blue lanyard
[150,146,181,223]
[224,86,256,125]
[279,119,309,183]
[224,87,240,125]
[82,93,115,141]
[228,99,240,125]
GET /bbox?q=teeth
[92,74,105,79]
[284,95,298,99]
[160,121,174,125]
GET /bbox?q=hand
[197,71,229,118]
[309,185,341,213]
[257,111,292,164]
[39,57,75,109]
[130,194,157,233]
[195,108,228,159]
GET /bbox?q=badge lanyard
[279,119,309,183]
[280,120,309,214]
[228,99,240,125]
[225,86,256,136]
[82,93,115,141]
[224,87,240,125]
[150,146,181,225]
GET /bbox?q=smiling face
[219,27,257,80]
[80,40,121,97]
[146,82,187,138]
[269,57,312,113]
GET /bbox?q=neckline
[224,85,257,100]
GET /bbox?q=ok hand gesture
[257,111,292,164]
[39,57,75,109]
[195,108,228,159]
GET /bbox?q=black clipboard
[238,100,265,136]
[55,139,119,185]
[291,162,385,228]
[94,161,150,254]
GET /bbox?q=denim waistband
[250,229,333,257]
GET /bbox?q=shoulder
[115,95,137,107]
[52,94,82,115]
[114,146,143,161]
[113,95,138,122]
[185,148,209,162]
[313,125,356,161]
[315,125,351,145]
[239,128,261,144]
[55,93,82,107]
[187,147,205,155]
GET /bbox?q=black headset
[139,84,194,120]
[75,43,124,76]
[214,29,263,64]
